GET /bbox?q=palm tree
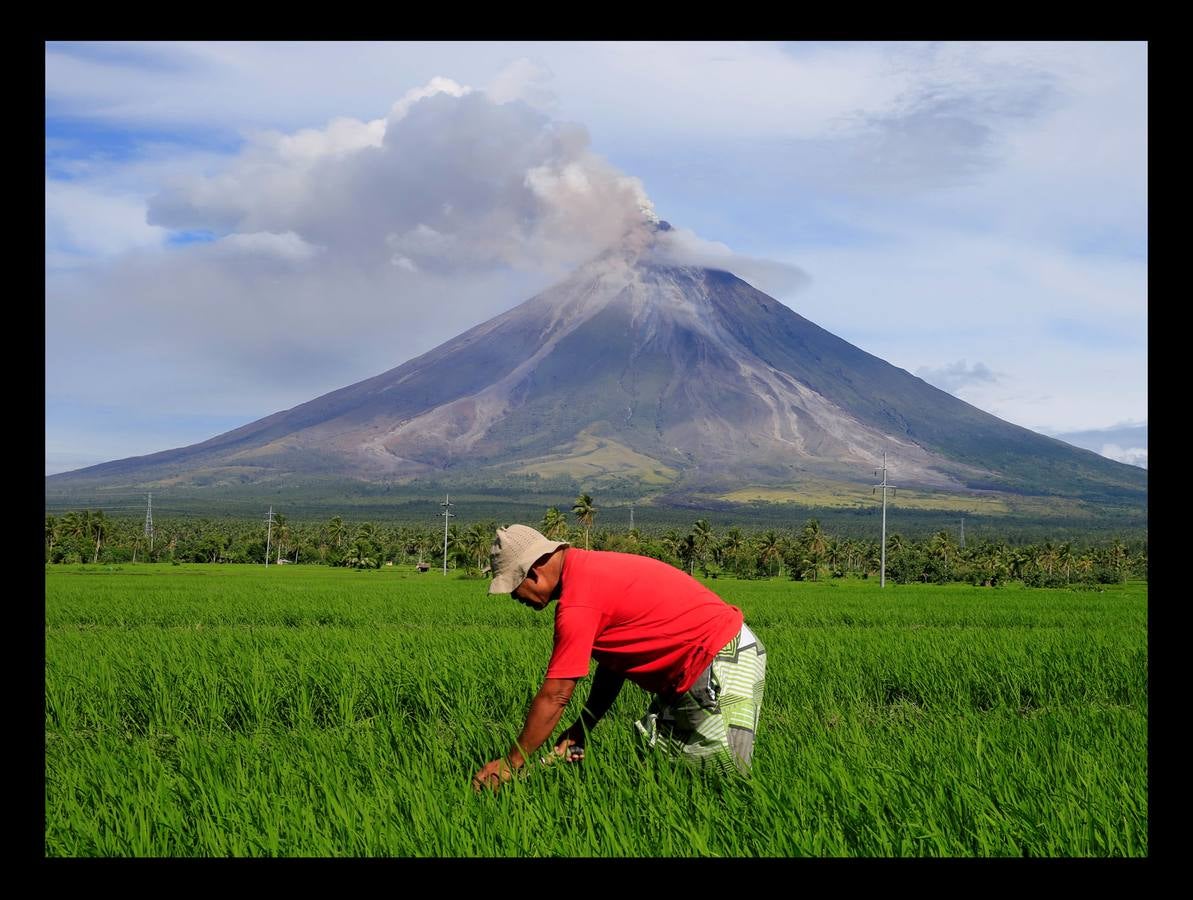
[541,506,569,540]
[1057,543,1074,582]
[692,519,714,575]
[572,493,597,550]
[800,519,828,558]
[60,510,91,557]
[678,532,698,575]
[719,526,745,575]
[1037,540,1058,577]
[928,530,956,579]
[90,510,107,564]
[273,512,289,565]
[327,515,346,552]
[660,529,683,565]
[45,515,58,561]
[465,522,491,574]
[799,519,828,580]
[756,530,784,578]
[344,539,376,569]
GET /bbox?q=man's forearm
[508,679,575,767]
[573,665,626,733]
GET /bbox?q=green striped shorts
[633,623,767,775]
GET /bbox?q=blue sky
[45,41,1147,475]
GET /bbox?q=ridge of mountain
[47,224,1147,512]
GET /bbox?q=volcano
[46,222,1146,507]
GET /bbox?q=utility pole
[144,492,154,553]
[873,452,897,588]
[264,506,274,566]
[441,494,454,575]
[629,503,634,530]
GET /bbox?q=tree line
[45,492,1146,587]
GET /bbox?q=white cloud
[389,76,471,121]
[45,180,167,264]
[915,360,999,394]
[1099,444,1147,469]
[215,231,322,260]
[485,58,556,112]
[270,116,386,163]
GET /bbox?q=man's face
[511,557,558,610]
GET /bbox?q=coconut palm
[928,530,956,579]
[273,512,289,564]
[572,493,597,550]
[1057,543,1074,582]
[756,530,784,578]
[327,515,346,551]
[677,532,698,575]
[45,515,58,560]
[800,519,828,558]
[799,519,829,580]
[719,526,746,575]
[1037,540,1059,577]
[659,529,683,566]
[90,510,107,564]
[464,522,491,574]
[692,519,714,574]
[344,539,376,569]
[541,506,569,540]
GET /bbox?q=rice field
[45,563,1147,857]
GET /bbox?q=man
[472,524,766,791]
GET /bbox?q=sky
[45,41,1147,476]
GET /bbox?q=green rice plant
[45,565,1146,856]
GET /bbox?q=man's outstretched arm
[554,664,626,756]
[473,677,577,789]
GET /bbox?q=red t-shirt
[544,549,744,697]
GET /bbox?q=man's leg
[633,624,766,775]
[711,623,766,772]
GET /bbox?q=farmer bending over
[473,524,766,791]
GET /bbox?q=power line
[873,451,897,589]
[144,493,154,552]
[441,494,454,575]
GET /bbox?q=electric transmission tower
[441,494,455,575]
[144,493,154,553]
[873,452,897,588]
[264,506,274,566]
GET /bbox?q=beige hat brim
[488,538,569,594]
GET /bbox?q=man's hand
[473,757,518,792]
[553,735,585,763]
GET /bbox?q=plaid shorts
[633,623,767,775]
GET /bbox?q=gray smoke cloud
[45,79,698,422]
[649,225,811,298]
[146,79,657,278]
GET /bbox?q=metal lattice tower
[441,494,455,575]
[264,506,274,567]
[144,493,154,552]
[873,452,897,588]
